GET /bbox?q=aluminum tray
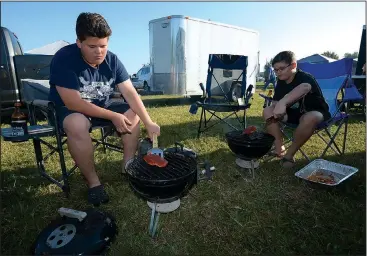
[295,159,359,186]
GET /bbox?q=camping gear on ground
[31,208,117,255]
[295,159,358,187]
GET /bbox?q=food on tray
[143,154,168,168]
[306,169,337,184]
[243,125,257,135]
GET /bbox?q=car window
[9,32,22,56]
[144,67,150,74]
[1,35,7,65]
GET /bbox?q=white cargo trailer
[148,15,260,97]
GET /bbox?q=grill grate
[126,152,197,182]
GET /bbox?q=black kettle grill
[126,141,214,237]
[128,141,210,203]
[31,208,117,255]
[225,130,275,179]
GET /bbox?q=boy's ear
[76,39,82,48]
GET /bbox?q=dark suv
[1,26,53,118]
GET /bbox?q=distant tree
[321,51,339,60]
[344,51,359,59]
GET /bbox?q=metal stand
[235,156,259,180]
[147,199,180,238]
[143,161,215,238]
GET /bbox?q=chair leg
[32,137,70,197]
[316,132,340,155]
[55,135,70,196]
[342,119,348,154]
[242,109,247,129]
[197,108,205,138]
[320,122,345,158]
[101,128,107,153]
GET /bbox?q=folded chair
[20,79,123,196]
[189,54,254,138]
[262,58,364,161]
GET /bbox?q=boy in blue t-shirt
[49,12,160,206]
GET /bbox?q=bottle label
[11,120,27,137]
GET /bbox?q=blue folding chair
[189,54,253,138]
[261,58,363,161]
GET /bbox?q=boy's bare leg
[120,109,141,168]
[283,111,323,161]
[262,105,286,156]
[63,113,100,188]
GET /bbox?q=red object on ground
[143,154,168,168]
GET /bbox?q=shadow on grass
[156,115,266,144]
[1,144,365,255]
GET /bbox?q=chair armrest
[30,100,54,109]
[343,85,364,102]
[27,100,57,126]
[259,93,274,101]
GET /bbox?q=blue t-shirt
[49,43,129,108]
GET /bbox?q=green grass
[1,91,365,255]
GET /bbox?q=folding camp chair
[189,54,254,138]
[261,58,364,161]
[20,79,123,196]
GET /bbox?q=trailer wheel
[143,82,150,92]
[227,83,242,102]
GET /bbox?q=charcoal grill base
[147,199,181,213]
[235,155,260,180]
[235,158,259,169]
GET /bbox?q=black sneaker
[88,185,109,206]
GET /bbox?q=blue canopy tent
[298,53,336,64]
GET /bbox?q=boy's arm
[115,58,154,127]
[278,83,311,106]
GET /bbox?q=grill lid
[225,130,275,146]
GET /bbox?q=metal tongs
[265,115,281,125]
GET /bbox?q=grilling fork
[147,133,164,158]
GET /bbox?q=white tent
[298,53,337,64]
[25,40,70,55]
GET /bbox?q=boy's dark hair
[272,51,297,66]
[76,12,112,41]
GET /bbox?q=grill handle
[197,161,215,181]
[152,133,158,148]
[174,142,184,152]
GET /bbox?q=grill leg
[251,160,255,180]
[149,204,160,238]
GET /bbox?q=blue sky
[1,2,365,73]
